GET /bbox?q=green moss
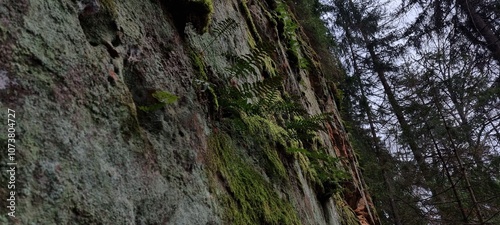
[207,132,300,225]
[333,193,360,225]
[275,1,308,69]
[299,79,306,87]
[258,1,279,27]
[189,49,219,109]
[263,55,278,77]
[240,113,289,145]
[189,49,208,80]
[295,150,319,182]
[286,0,342,80]
[239,113,291,178]
[99,0,118,18]
[240,0,262,44]
[286,141,350,201]
[246,29,257,49]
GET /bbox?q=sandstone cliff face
[0,0,377,224]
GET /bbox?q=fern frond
[221,76,308,118]
[286,113,334,132]
[259,89,281,107]
[268,100,305,116]
[286,147,336,162]
[225,47,269,78]
[194,18,239,55]
[221,97,260,115]
[211,18,238,40]
[237,76,282,98]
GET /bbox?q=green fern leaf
[286,113,334,132]
[211,18,238,40]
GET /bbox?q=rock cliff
[0,0,378,224]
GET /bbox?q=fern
[287,147,335,162]
[222,76,285,116]
[188,18,299,121]
[200,18,239,54]
[236,75,282,98]
[286,112,334,132]
[275,1,308,69]
[224,47,269,79]
[287,147,349,199]
[267,97,305,116]
[211,18,238,41]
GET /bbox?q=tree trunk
[347,34,403,225]
[431,90,486,224]
[456,0,500,66]
[364,42,426,171]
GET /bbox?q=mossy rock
[239,0,262,43]
[207,132,301,225]
[78,0,120,45]
[163,0,213,34]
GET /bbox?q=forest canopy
[314,0,500,224]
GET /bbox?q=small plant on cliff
[193,18,239,56]
[208,18,238,47]
[275,1,308,69]
[138,90,178,111]
[188,18,240,111]
[285,112,334,140]
[287,147,350,200]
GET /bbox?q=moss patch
[189,49,208,80]
[275,1,307,69]
[189,48,219,110]
[333,193,361,225]
[99,0,118,18]
[239,0,262,44]
[286,0,342,80]
[207,132,300,225]
[238,113,292,179]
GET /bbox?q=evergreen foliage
[324,0,500,223]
